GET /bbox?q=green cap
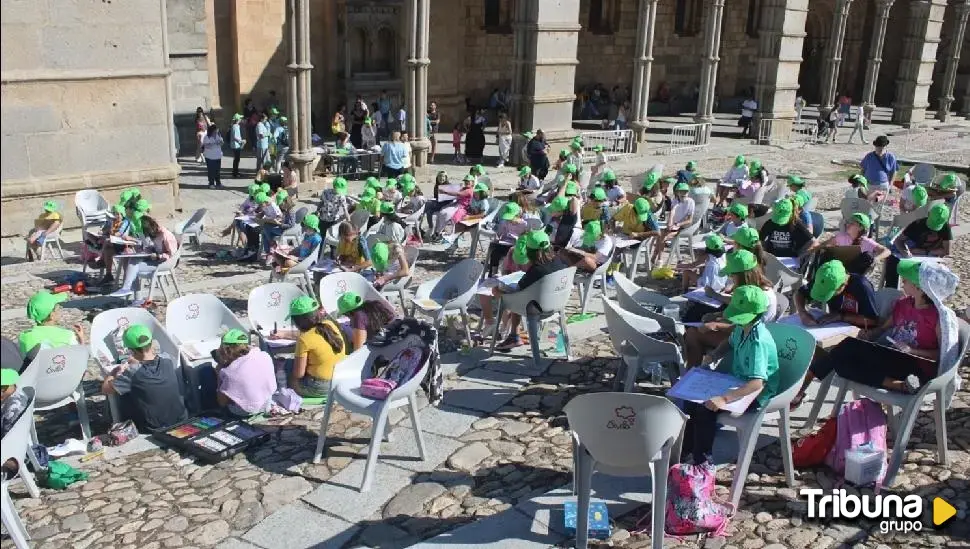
[582,221,602,248]
[337,291,364,315]
[463,174,475,184]
[723,286,769,325]
[593,144,604,152]
[850,212,871,232]
[43,200,58,213]
[810,260,849,303]
[897,259,923,288]
[279,116,288,123]
[360,188,376,201]
[734,155,746,167]
[559,149,569,160]
[119,189,135,204]
[522,131,534,139]
[664,176,679,186]
[642,171,659,191]
[673,182,689,193]
[386,178,398,190]
[524,230,551,251]
[849,174,868,188]
[472,164,486,176]
[247,183,260,197]
[222,329,249,345]
[1,369,19,387]
[591,187,608,201]
[793,189,810,208]
[400,173,415,184]
[232,113,243,121]
[749,160,762,173]
[513,233,530,265]
[686,161,698,170]
[564,182,579,196]
[288,295,319,318]
[633,197,652,222]
[927,203,950,231]
[602,169,616,182]
[519,166,532,177]
[301,213,320,231]
[720,249,758,275]
[26,290,68,324]
[270,107,280,115]
[728,203,748,219]
[500,202,522,221]
[276,189,289,205]
[401,178,416,194]
[939,173,959,191]
[912,184,928,207]
[134,199,151,213]
[733,226,760,249]
[259,183,272,194]
[565,163,578,175]
[570,140,582,150]
[548,196,569,213]
[365,176,380,189]
[254,192,270,204]
[122,324,153,350]
[333,177,348,195]
[112,204,126,215]
[704,234,725,252]
[371,242,390,271]
[473,182,489,194]
[771,199,794,224]
[787,175,805,187]
[380,201,395,214]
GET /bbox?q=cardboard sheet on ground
[667,368,762,414]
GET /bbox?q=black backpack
[277,129,290,149]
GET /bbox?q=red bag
[793,417,837,468]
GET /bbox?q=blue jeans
[262,225,284,253]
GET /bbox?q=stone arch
[797,6,831,104]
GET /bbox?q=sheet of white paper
[614,238,641,249]
[776,313,857,342]
[263,338,296,348]
[780,257,799,270]
[109,236,128,245]
[180,339,222,362]
[667,368,762,414]
[684,289,723,309]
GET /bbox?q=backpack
[360,345,425,400]
[660,462,733,537]
[825,398,888,487]
[277,130,290,149]
[793,416,838,468]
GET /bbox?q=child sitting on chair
[679,234,729,294]
[26,201,62,262]
[269,214,322,275]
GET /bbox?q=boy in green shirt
[18,290,85,370]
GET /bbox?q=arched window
[350,27,368,74]
[589,0,619,34]
[674,0,703,37]
[372,27,396,74]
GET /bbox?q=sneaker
[109,288,133,298]
[904,375,921,394]
[495,334,522,351]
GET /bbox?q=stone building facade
[1,0,179,236]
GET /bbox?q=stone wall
[231,0,288,112]
[168,0,213,152]
[0,0,179,236]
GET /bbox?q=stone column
[962,75,970,116]
[694,0,726,124]
[405,0,431,167]
[936,1,970,121]
[286,0,314,183]
[753,0,809,129]
[818,0,853,112]
[861,0,895,116]
[509,0,581,144]
[629,0,660,143]
[892,0,947,126]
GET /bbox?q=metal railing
[579,129,635,163]
[666,123,712,154]
[757,118,818,147]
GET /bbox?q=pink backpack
[659,462,733,537]
[825,398,888,487]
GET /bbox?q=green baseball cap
[593,144,604,152]
[519,166,532,177]
[548,196,569,213]
[259,183,272,194]
[728,203,748,219]
[642,171,659,191]
[897,259,923,288]
[463,174,475,184]
[602,169,616,182]
[512,234,530,265]
[734,155,746,167]
[559,149,569,160]
[119,189,136,204]
[850,212,871,232]
[371,242,390,271]
[591,187,608,201]
[26,290,68,324]
[633,197,652,222]
[254,192,270,204]
[288,295,319,318]
[333,177,348,195]
[664,176,679,186]
[673,182,689,193]
[500,202,522,221]
[365,176,380,189]
[705,234,725,252]
[127,187,142,199]
[232,113,243,121]
[927,203,950,231]
[301,213,320,231]
[686,161,698,170]
[222,329,249,345]
[380,201,395,214]
[134,199,151,213]
[720,249,758,275]
[733,226,760,249]
[472,164,486,176]
[360,188,376,200]
[43,200,58,212]
[247,183,260,197]
[1,369,19,387]
[522,131,534,139]
[749,160,762,173]
[473,183,489,194]
[582,221,602,247]
[793,190,810,208]
[270,107,280,115]
[565,182,579,196]
[570,140,582,150]
[771,199,794,224]
[524,230,551,250]
[810,260,849,303]
[276,189,289,205]
[112,204,126,215]
[400,173,415,184]
[279,116,288,123]
[386,178,398,190]
[401,179,416,194]
[723,285,769,325]
[849,174,868,188]
[337,291,364,315]
[787,175,805,187]
[939,173,959,191]
[122,324,153,350]
[912,185,928,207]
[565,164,578,175]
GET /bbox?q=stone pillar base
[629,120,649,143]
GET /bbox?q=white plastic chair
[715,322,815,507]
[247,282,306,347]
[810,319,970,486]
[948,175,965,224]
[135,233,185,302]
[177,208,207,248]
[350,208,371,231]
[38,223,65,261]
[165,293,247,349]
[839,197,877,233]
[910,164,936,186]
[74,189,111,230]
[888,204,929,237]
[401,203,426,242]
[272,244,320,295]
[280,207,310,248]
[312,338,430,492]
[410,258,484,345]
[602,297,681,391]
[666,197,710,266]
[379,246,420,311]
[0,386,41,501]
[488,267,577,367]
[318,272,393,319]
[622,236,656,282]
[22,345,92,441]
[613,273,681,340]
[565,392,687,549]
[575,248,615,315]
[763,252,804,295]
[466,200,505,258]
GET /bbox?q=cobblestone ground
[1,126,969,549]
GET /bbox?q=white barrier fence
[666,123,712,154]
[757,118,818,147]
[580,129,634,163]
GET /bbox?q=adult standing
[427,101,441,163]
[331,104,346,145]
[847,104,867,144]
[255,113,270,170]
[396,105,407,134]
[465,109,487,162]
[194,107,210,163]
[381,132,408,178]
[860,135,898,193]
[378,90,392,138]
[202,124,224,188]
[229,113,245,178]
[273,117,290,173]
[526,130,550,180]
[350,97,367,149]
[243,98,259,151]
[496,113,512,168]
[739,92,758,139]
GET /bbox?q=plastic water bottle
[554,330,566,355]
[646,361,664,384]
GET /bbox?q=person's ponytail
[314,320,345,354]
